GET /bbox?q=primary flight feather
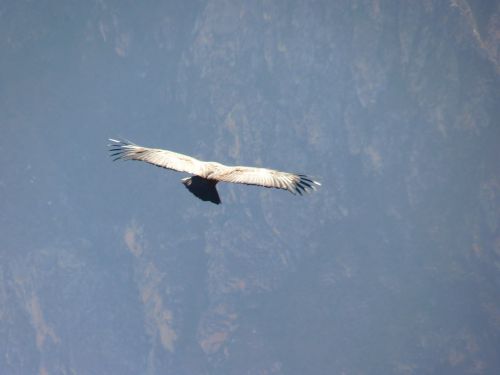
[109,139,320,204]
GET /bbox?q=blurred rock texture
[1,0,499,374]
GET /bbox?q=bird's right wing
[108,139,205,175]
[212,166,321,195]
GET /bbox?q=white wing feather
[109,139,206,176]
[211,166,321,195]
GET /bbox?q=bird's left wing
[108,139,205,176]
[212,166,320,195]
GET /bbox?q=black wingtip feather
[300,180,312,189]
[289,174,321,197]
[108,138,138,161]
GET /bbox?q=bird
[108,139,320,204]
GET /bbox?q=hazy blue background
[1,1,499,374]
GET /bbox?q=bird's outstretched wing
[109,139,321,196]
[108,139,205,176]
[212,166,321,195]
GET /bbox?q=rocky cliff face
[1,1,499,374]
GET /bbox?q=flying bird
[109,139,320,204]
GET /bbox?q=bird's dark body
[182,176,221,204]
